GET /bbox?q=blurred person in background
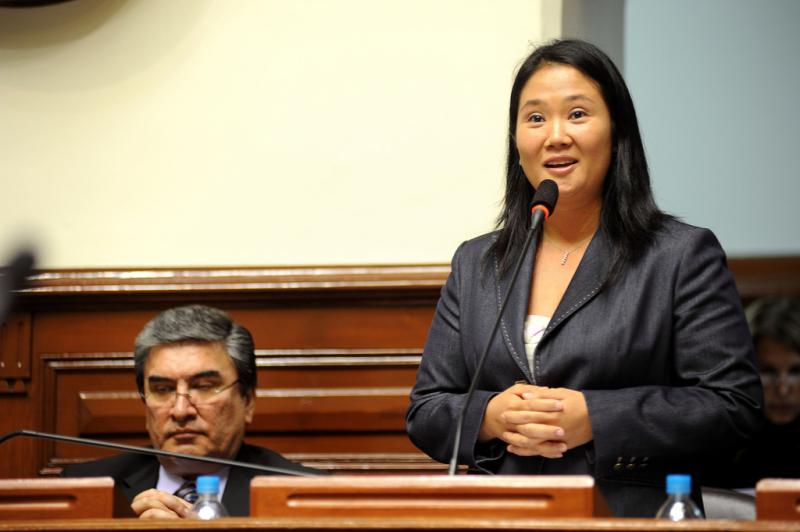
[737,296,800,483]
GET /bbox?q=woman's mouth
[543,158,577,174]
[544,156,577,167]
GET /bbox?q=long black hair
[488,39,669,282]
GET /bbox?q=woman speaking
[405,39,763,517]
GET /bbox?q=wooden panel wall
[0,265,448,478]
[39,348,426,473]
[0,258,798,479]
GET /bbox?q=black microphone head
[2,249,35,289]
[0,248,36,322]
[530,179,558,218]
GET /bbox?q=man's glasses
[760,370,800,387]
[141,380,241,407]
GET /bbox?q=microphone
[529,179,558,236]
[447,179,558,475]
[0,248,35,324]
[0,430,320,477]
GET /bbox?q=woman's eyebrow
[520,98,544,108]
[519,94,594,110]
[565,93,594,103]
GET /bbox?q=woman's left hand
[503,387,593,455]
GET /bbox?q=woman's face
[758,336,800,426]
[515,63,612,209]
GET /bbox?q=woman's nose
[545,119,571,148]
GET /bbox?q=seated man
[705,296,800,488]
[749,296,800,430]
[738,296,800,481]
[62,304,321,518]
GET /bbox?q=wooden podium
[250,474,611,520]
[2,475,800,531]
[756,479,800,521]
[0,477,133,520]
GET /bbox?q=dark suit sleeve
[406,242,503,469]
[60,455,128,479]
[59,453,158,507]
[583,228,764,479]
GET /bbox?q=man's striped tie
[173,478,198,503]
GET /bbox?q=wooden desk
[0,475,797,531]
[250,475,610,519]
[0,477,132,519]
[756,479,800,521]
[0,517,798,532]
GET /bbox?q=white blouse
[523,314,551,373]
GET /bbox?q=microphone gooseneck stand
[447,180,557,476]
[0,429,320,477]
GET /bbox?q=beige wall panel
[0,0,552,268]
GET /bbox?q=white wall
[0,0,551,268]
[625,0,800,256]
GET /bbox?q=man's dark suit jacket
[61,443,321,516]
[406,219,763,517]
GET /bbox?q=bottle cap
[665,474,691,494]
[196,475,220,494]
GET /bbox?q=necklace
[543,236,593,265]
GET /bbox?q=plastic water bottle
[655,474,704,520]
[190,475,228,520]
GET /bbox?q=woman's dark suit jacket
[406,219,763,517]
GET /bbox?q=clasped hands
[478,384,593,458]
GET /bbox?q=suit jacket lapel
[222,445,255,517]
[494,242,535,382]
[222,467,252,516]
[543,227,610,338]
[120,456,158,503]
[493,227,611,383]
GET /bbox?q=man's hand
[131,488,193,519]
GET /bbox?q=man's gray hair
[133,305,256,396]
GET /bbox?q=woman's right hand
[478,383,568,458]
